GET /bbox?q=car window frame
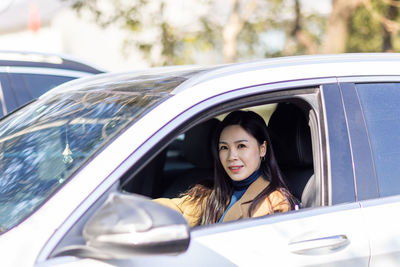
[321,83,357,205]
[0,73,10,116]
[338,82,379,200]
[337,76,400,201]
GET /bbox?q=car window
[18,73,75,99]
[6,73,70,115]
[356,83,400,197]
[0,73,18,115]
[123,101,315,209]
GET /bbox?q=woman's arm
[153,196,204,227]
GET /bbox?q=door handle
[288,234,349,255]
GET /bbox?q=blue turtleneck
[219,169,261,223]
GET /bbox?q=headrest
[184,118,220,168]
[268,103,313,168]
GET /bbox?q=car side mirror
[54,192,190,260]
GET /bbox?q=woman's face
[218,125,266,182]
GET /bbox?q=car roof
[43,53,400,100]
[0,50,105,74]
[172,53,400,94]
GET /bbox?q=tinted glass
[19,73,75,99]
[0,73,17,115]
[0,69,205,233]
[356,83,400,197]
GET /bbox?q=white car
[1,53,400,266]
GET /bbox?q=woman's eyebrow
[234,139,249,144]
[219,139,249,144]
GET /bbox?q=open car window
[121,101,316,212]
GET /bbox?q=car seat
[161,118,219,197]
[122,147,167,197]
[268,103,316,208]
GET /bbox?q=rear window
[356,83,400,197]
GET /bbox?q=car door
[37,81,370,267]
[342,81,400,266]
[118,83,368,266]
[189,204,368,266]
[178,83,369,266]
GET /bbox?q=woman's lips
[229,166,243,173]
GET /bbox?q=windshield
[0,69,205,233]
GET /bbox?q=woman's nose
[228,149,238,160]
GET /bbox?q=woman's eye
[238,144,246,149]
[219,146,227,151]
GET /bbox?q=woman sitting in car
[154,110,296,226]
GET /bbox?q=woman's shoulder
[267,188,287,201]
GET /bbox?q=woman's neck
[232,169,260,191]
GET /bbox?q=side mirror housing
[55,192,190,260]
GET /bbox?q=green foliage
[347,0,400,52]
[70,0,400,65]
[71,0,312,65]
[347,1,385,52]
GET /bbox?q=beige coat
[154,177,291,227]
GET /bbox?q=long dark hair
[196,110,296,225]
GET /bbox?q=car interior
[121,100,316,210]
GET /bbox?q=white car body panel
[361,195,400,266]
[194,205,369,267]
[38,205,370,267]
[174,54,400,95]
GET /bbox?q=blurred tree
[282,0,323,55]
[222,0,257,63]
[347,0,400,52]
[322,0,364,53]
[323,0,400,53]
[71,0,400,65]
[71,0,323,65]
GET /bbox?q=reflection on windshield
[0,70,203,233]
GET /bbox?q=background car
[0,53,400,266]
[0,50,104,117]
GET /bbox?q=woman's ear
[260,141,267,157]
